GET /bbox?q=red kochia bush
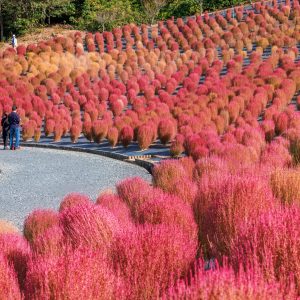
[31,225,64,257]
[59,193,92,212]
[193,156,228,182]
[194,172,275,257]
[165,177,198,205]
[117,177,153,220]
[92,120,108,143]
[152,160,189,194]
[23,209,59,244]
[231,206,300,294]
[138,191,198,241]
[111,224,197,300]
[137,124,154,150]
[260,138,292,169]
[158,119,176,145]
[83,121,93,142]
[0,253,22,299]
[25,247,122,300]
[120,125,133,147]
[170,138,185,157]
[96,193,133,227]
[107,126,119,148]
[70,124,81,143]
[0,233,30,291]
[54,123,63,142]
[60,204,120,252]
[45,119,55,136]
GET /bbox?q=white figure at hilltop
[12,34,18,49]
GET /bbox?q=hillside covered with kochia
[1,0,300,298]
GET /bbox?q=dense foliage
[0,0,250,40]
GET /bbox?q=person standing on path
[8,106,20,150]
[1,112,10,150]
[11,34,17,49]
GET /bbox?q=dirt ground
[0,25,84,49]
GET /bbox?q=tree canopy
[0,0,246,41]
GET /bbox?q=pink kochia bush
[31,225,64,256]
[158,119,176,144]
[92,120,108,143]
[23,209,59,244]
[0,233,30,291]
[231,206,300,294]
[59,193,92,212]
[96,192,133,227]
[25,246,123,300]
[107,126,119,148]
[138,191,198,241]
[152,159,188,192]
[137,124,154,150]
[194,172,275,257]
[111,224,197,300]
[120,125,134,147]
[152,159,197,204]
[0,253,22,299]
[60,203,121,252]
[163,259,297,300]
[117,177,153,220]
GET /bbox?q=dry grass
[0,25,82,49]
[271,167,300,206]
[0,220,19,234]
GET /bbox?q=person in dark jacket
[1,112,10,150]
[8,105,20,150]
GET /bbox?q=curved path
[0,147,151,230]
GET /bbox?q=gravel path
[0,147,151,230]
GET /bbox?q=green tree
[160,0,202,20]
[0,0,33,41]
[80,0,139,31]
[140,0,167,24]
[31,0,75,25]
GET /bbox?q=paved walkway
[0,147,151,230]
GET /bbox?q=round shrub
[120,125,133,148]
[139,191,198,241]
[231,206,300,294]
[0,253,22,299]
[30,225,64,256]
[270,167,300,206]
[70,124,81,143]
[83,121,93,142]
[23,209,59,244]
[0,220,19,234]
[25,246,121,299]
[0,233,30,291]
[152,160,189,194]
[158,119,177,145]
[170,140,184,157]
[163,259,296,299]
[96,192,133,228]
[60,204,121,251]
[194,172,275,257]
[137,124,154,150]
[107,127,119,148]
[92,120,108,143]
[59,193,92,212]
[111,224,197,300]
[116,177,153,220]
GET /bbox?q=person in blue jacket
[8,105,20,150]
